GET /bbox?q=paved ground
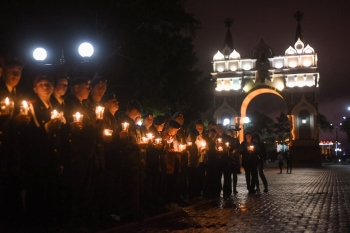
[101,165,350,233]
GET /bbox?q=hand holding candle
[122,122,129,131]
[103,129,113,142]
[0,97,14,115]
[95,106,104,120]
[73,112,83,122]
[20,100,29,115]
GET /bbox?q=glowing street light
[223,118,230,126]
[243,117,250,124]
[78,42,94,58]
[33,48,47,61]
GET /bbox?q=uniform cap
[90,76,107,87]
[142,112,153,119]
[100,93,116,104]
[127,99,143,114]
[153,115,165,126]
[172,111,183,120]
[168,119,181,129]
[70,77,90,86]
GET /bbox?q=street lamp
[78,42,94,58]
[223,118,230,127]
[33,48,47,61]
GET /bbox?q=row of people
[0,56,268,231]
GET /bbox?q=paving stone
[101,165,350,233]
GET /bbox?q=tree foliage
[0,0,214,122]
[317,113,334,134]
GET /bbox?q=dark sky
[185,0,350,147]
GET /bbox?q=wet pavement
[101,165,350,233]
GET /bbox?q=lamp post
[243,116,250,131]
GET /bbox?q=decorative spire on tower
[294,11,305,44]
[222,18,234,57]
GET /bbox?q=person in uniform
[100,93,122,222]
[23,71,64,228]
[115,99,143,222]
[163,119,183,208]
[0,54,29,230]
[171,112,188,205]
[64,77,100,227]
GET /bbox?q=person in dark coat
[253,133,268,192]
[0,55,29,230]
[23,72,64,228]
[115,99,143,222]
[100,93,122,221]
[64,77,100,227]
[240,132,259,194]
[286,150,292,174]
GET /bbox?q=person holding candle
[171,112,189,204]
[187,120,208,201]
[0,53,29,229]
[64,77,102,226]
[162,119,183,209]
[99,93,123,222]
[140,112,163,212]
[215,124,233,198]
[22,71,65,228]
[115,99,143,221]
[240,132,260,194]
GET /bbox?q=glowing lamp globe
[33,48,47,61]
[78,42,94,58]
[243,117,250,124]
[223,118,230,126]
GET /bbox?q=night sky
[1,0,349,147]
[185,0,350,148]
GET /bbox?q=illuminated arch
[239,88,284,142]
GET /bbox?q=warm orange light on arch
[239,88,284,142]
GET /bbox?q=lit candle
[201,141,206,148]
[51,109,58,119]
[20,100,29,115]
[73,112,83,122]
[95,106,104,119]
[178,144,186,152]
[217,138,222,144]
[122,122,129,131]
[218,146,223,152]
[142,137,148,143]
[249,145,254,151]
[187,141,192,146]
[0,97,13,115]
[146,133,153,142]
[225,142,229,148]
[103,129,113,136]
[155,138,162,144]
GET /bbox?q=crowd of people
[0,55,269,231]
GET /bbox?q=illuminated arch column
[239,88,283,142]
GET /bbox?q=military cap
[127,99,143,114]
[100,93,116,104]
[168,119,181,129]
[33,73,54,86]
[172,111,183,120]
[142,112,153,119]
[90,76,107,87]
[153,115,165,126]
[70,77,90,86]
[4,55,25,68]
[245,131,253,137]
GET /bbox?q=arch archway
[239,88,285,142]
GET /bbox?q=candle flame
[22,100,28,108]
[5,97,9,105]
